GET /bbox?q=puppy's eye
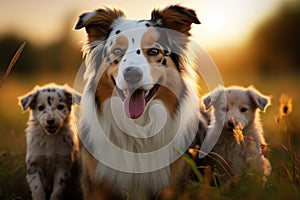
[38,105,45,111]
[57,104,65,110]
[240,107,248,112]
[147,48,160,56]
[112,48,124,57]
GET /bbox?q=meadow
[0,2,299,198]
[0,61,299,199]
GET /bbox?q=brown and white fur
[202,86,272,182]
[19,83,81,200]
[75,5,207,200]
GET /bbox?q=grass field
[0,1,299,199]
[0,71,299,199]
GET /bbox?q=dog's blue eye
[38,105,45,111]
[57,104,65,110]
[240,107,248,112]
[112,48,124,57]
[147,48,160,56]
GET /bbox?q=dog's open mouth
[116,84,160,119]
[44,126,60,135]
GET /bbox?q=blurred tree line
[0,1,299,81]
[251,1,300,74]
[0,26,82,81]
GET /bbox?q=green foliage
[0,152,30,200]
[0,35,37,77]
[251,1,300,73]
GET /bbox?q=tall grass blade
[0,41,26,88]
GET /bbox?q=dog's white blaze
[109,20,153,90]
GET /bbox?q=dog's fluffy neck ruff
[80,75,200,196]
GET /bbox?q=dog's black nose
[123,67,143,85]
[47,119,55,125]
[227,119,235,128]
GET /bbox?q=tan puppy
[202,86,271,182]
[19,83,81,200]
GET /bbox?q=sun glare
[0,0,283,50]
[203,15,225,33]
[188,0,282,49]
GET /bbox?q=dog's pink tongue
[124,90,145,119]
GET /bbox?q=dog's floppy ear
[150,5,200,36]
[247,86,270,111]
[202,86,225,110]
[18,86,39,112]
[202,94,213,110]
[63,84,81,106]
[74,7,125,43]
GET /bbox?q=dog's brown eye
[57,104,65,110]
[240,107,248,112]
[112,48,123,57]
[147,48,160,56]
[38,105,45,111]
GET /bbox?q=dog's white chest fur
[80,81,200,195]
[26,124,75,159]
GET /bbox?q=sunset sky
[0,0,285,49]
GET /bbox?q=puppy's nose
[47,118,55,125]
[123,67,143,85]
[227,119,235,128]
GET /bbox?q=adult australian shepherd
[75,5,207,199]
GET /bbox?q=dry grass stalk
[0,41,27,88]
[233,123,244,145]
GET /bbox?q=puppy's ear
[202,94,213,110]
[150,5,200,36]
[18,87,39,112]
[247,86,270,111]
[202,86,225,110]
[74,7,125,43]
[63,85,81,106]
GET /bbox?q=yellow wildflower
[276,94,293,123]
[261,143,270,158]
[233,123,244,145]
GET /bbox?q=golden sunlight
[0,0,283,49]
